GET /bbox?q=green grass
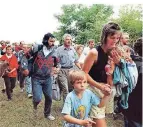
[0,79,123,127]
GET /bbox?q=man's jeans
[25,76,32,94]
[32,76,52,116]
[19,72,32,95]
[124,116,142,127]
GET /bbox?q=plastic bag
[52,76,61,101]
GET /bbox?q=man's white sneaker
[46,114,55,121]
[28,94,33,98]
[20,88,24,93]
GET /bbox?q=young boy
[61,70,111,127]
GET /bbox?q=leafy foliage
[54,4,142,45]
[54,4,113,45]
[111,4,142,44]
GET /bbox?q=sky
[0,0,142,43]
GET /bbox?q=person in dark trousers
[29,33,58,120]
[121,37,142,127]
[56,34,81,102]
[0,45,18,100]
[16,44,33,98]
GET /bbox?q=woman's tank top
[89,46,108,83]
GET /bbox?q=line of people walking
[0,21,142,127]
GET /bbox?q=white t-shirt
[78,47,94,63]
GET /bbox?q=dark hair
[100,22,121,45]
[20,41,24,44]
[6,44,12,50]
[42,33,55,47]
[134,37,142,56]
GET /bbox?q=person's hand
[7,71,12,74]
[108,56,115,72]
[6,70,11,74]
[80,119,96,127]
[100,83,112,96]
[6,69,13,74]
[105,57,115,75]
[22,69,29,76]
[111,49,121,65]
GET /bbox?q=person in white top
[78,39,95,68]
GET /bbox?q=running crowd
[0,22,142,127]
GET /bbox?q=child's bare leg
[93,118,107,127]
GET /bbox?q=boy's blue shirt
[61,89,100,127]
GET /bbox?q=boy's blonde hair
[69,70,86,84]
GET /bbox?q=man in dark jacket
[122,37,142,127]
[29,33,58,120]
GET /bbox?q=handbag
[0,61,9,77]
[52,75,61,101]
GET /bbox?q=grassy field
[0,79,124,127]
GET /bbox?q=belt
[61,66,73,69]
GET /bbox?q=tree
[53,4,113,45]
[112,4,142,44]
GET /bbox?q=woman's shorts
[88,85,116,119]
